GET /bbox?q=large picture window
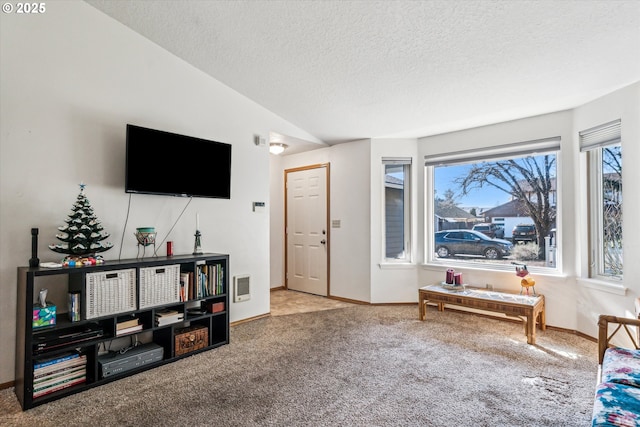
[425,138,560,270]
[383,158,411,262]
[580,120,623,281]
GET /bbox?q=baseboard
[370,302,418,307]
[0,380,14,390]
[230,312,271,326]
[545,325,597,342]
[327,295,368,305]
[270,286,285,291]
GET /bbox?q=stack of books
[155,309,184,327]
[180,273,190,302]
[33,352,87,399]
[180,264,225,302]
[116,317,143,336]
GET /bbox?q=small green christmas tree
[49,183,113,257]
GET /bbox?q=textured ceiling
[86,0,640,145]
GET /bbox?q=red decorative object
[446,269,455,284]
[454,273,463,285]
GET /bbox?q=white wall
[0,1,320,384]
[329,141,372,301]
[269,154,285,288]
[278,141,372,302]
[574,82,640,337]
[369,139,420,303]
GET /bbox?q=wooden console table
[418,284,545,344]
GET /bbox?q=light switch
[254,134,266,146]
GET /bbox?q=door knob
[320,239,326,245]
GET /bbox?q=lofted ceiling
[86,0,640,146]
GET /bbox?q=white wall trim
[378,262,417,270]
[578,278,627,296]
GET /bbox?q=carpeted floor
[0,304,597,426]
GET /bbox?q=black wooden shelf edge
[22,253,228,275]
[32,318,94,334]
[32,336,110,357]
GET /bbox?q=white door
[286,165,329,296]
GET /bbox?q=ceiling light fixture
[269,143,288,155]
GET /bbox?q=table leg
[526,311,535,345]
[419,293,426,321]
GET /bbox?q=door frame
[284,163,330,295]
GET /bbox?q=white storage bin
[139,264,181,309]
[85,268,137,319]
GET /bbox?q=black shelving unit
[15,253,229,410]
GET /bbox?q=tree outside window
[431,150,558,268]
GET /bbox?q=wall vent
[233,275,251,302]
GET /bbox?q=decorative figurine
[193,213,203,255]
[49,183,113,258]
[520,276,536,295]
[193,230,203,255]
[513,262,536,295]
[135,227,157,258]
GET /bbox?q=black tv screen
[125,124,231,199]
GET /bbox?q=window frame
[382,158,412,263]
[581,120,623,282]
[424,137,562,272]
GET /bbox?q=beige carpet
[0,304,597,426]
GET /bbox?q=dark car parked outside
[512,224,537,244]
[435,230,513,260]
[472,223,504,239]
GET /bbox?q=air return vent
[233,275,251,302]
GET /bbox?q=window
[425,137,560,269]
[580,120,623,281]
[383,158,411,261]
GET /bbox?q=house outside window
[425,137,561,270]
[383,158,411,262]
[580,120,623,281]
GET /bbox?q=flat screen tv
[125,124,231,199]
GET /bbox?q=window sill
[421,261,563,277]
[578,278,627,296]
[378,262,417,270]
